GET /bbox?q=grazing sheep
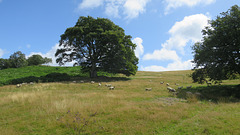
[186,86,192,89]
[72,81,76,83]
[178,86,183,90]
[145,88,152,91]
[105,84,112,87]
[166,83,170,86]
[109,86,115,90]
[80,80,84,83]
[29,82,34,85]
[91,81,95,84]
[149,80,152,82]
[175,83,179,86]
[160,81,164,84]
[167,87,176,92]
[98,83,101,87]
[16,84,22,88]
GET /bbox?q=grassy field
[0,69,240,134]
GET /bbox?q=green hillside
[0,69,239,134]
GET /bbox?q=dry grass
[0,70,239,134]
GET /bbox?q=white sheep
[98,83,101,87]
[105,84,112,87]
[109,86,115,90]
[166,83,170,86]
[167,87,176,92]
[80,80,84,83]
[91,81,95,84]
[145,88,152,91]
[29,82,34,85]
[16,84,22,88]
[175,83,179,86]
[160,81,164,84]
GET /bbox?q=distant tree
[27,54,52,66]
[9,51,28,68]
[55,16,138,78]
[192,5,240,83]
[0,58,11,70]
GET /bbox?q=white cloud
[164,0,216,14]
[141,59,193,71]
[123,0,150,19]
[132,37,144,58]
[143,48,180,61]
[77,0,151,19]
[162,14,210,54]
[0,48,4,58]
[78,0,104,9]
[141,14,210,71]
[27,44,75,66]
[26,44,31,49]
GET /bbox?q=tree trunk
[90,63,97,78]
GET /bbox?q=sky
[0,0,239,71]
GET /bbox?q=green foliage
[9,51,28,68]
[27,54,52,66]
[0,58,11,70]
[192,5,240,83]
[55,16,138,78]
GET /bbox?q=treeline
[0,51,52,70]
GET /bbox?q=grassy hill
[0,67,240,134]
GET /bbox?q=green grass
[0,68,240,134]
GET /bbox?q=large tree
[55,16,138,78]
[192,5,240,83]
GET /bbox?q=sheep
[105,84,112,87]
[16,84,22,88]
[145,88,152,91]
[186,86,192,89]
[91,81,95,84]
[109,86,115,90]
[29,82,34,85]
[178,86,183,90]
[160,81,164,84]
[167,87,176,92]
[166,83,170,86]
[98,83,101,87]
[175,83,179,86]
[72,81,76,83]
[80,80,84,83]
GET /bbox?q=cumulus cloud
[0,48,4,58]
[132,37,144,58]
[143,48,180,61]
[78,0,151,19]
[162,14,210,54]
[164,0,216,14]
[27,44,75,66]
[141,14,210,71]
[141,60,193,71]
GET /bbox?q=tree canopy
[55,16,138,78]
[27,54,52,66]
[191,5,240,83]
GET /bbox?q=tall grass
[0,70,239,134]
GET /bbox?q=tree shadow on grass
[177,84,240,103]
[9,73,130,85]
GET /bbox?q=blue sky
[0,0,239,71]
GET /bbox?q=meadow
[0,67,240,134]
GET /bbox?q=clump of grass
[57,110,101,134]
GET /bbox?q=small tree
[9,51,28,68]
[55,16,138,78]
[0,58,11,70]
[27,54,52,66]
[192,5,240,83]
